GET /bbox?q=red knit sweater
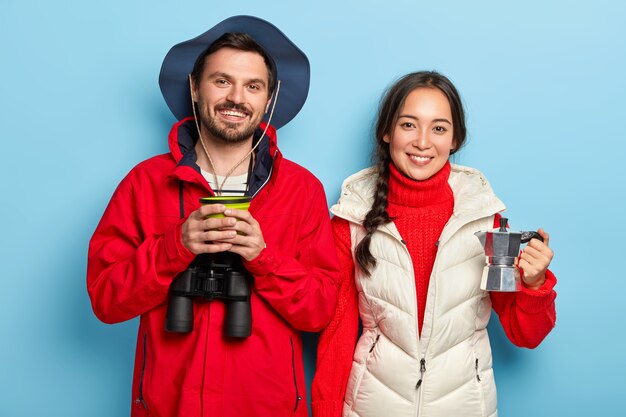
[311,162,557,417]
[387,161,454,334]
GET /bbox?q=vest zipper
[415,358,426,389]
[290,336,302,412]
[134,333,149,412]
[381,224,432,416]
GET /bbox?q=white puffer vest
[331,164,506,417]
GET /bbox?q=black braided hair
[355,143,392,274]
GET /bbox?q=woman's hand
[519,228,553,290]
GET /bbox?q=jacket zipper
[200,301,211,417]
[384,224,432,417]
[398,226,436,417]
[415,358,426,389]
[134,333,149,412]
[290,336,302,413]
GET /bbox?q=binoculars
[165,253,252,338]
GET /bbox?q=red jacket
[88,118,339,417]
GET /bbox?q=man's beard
[199,101,263,144]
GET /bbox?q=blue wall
[1,1,625,416]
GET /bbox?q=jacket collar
[167,118,281,197]
[331,164,505,243]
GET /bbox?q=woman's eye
[434,126,447,133]
[401,122,415,129]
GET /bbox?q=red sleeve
[312,217,359,417]
[244,183,340,332]
[87,173,196,324]
[490,271,557,348]
[489,213,557,348]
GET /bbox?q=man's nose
[226,85,245,103]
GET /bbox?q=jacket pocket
[134,334,149,414]
[290,336,303,413]
[473,356,498,416]
[473,356,486,417]
[347,332,380,409]
[474,358,481,382]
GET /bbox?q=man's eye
[247,84,260,91]
[215,79,229,86]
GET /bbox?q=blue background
[1,1,625,416]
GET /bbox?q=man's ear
[265,96,272,114]
[189,75,198,103]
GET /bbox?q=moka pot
[474,217,543,292]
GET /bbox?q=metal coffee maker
[474,217,543,292]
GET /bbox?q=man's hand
[221,208,266,261]
[519,228,554,290]
[181,204,238,255]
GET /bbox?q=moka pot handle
[520,231,544,244]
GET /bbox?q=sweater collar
[387,160,453,208]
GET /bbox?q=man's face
[192,47,271,144]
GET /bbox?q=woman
[312,71,556,417]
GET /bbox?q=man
[87,15,339,417]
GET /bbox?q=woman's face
[384,87,456,181]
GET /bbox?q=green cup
[199,196,251,219]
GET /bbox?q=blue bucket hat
[159,15,310,130]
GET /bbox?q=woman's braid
[355,150,392,275]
